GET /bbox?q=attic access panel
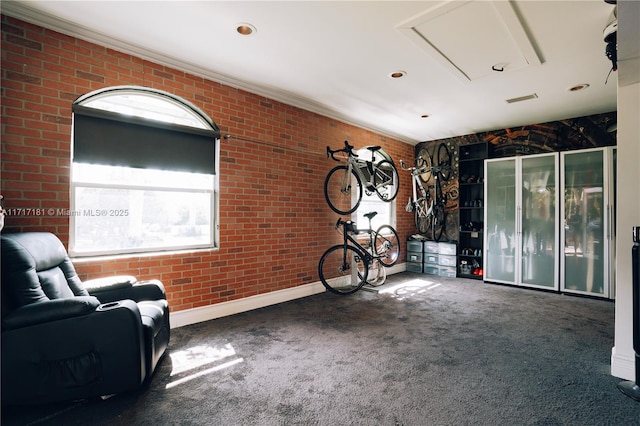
[398,0,542,82]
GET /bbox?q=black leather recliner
[1,232,170,405]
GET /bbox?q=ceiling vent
[505,93,538,104]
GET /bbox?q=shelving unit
[457,142,488,279]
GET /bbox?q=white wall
[610,0,640,381]
[611,81,640,380]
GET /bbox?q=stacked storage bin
[438,243,457,277]
[406,240,424,273]
[408,240,458,276]
[423,241,440,275]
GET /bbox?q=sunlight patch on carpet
[170,343,238,376]
[375,278,442,299]
[166,358,244,389]
[166,343,244,389]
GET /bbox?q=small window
[353,147,395,230]
[355,191,395,231]
[70,86,220,256]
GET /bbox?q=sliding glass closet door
[561,147,615,298]
[519,154,559,289]
[484,158,517,284]
[485,153,559,290]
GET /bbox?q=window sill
[71,246,218,263]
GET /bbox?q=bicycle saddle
[366,146,382,153]
[364,211,378,220]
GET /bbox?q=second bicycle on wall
[318,213,400,295]
[401,141,457,242]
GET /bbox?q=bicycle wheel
[373,160,399,202]
[374,224,400,267]
[359,259,387,287]
[437,143,452,182]
[324,165,363,215]
[415,197,430,234]
[431,203,446,242]
[318,245,368,295]
[417,148,432,182]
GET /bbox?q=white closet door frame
[484,153,559,290]
[560,147,615,298]
[518,152,560,291]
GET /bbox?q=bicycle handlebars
[326,140,358,162]
[400,159,428,175]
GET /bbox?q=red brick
[1,15,414,313]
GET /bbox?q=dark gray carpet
[3,272,639,425]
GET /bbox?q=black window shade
[72,104,219,174]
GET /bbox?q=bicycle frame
[432,170,446,206]
[409,167,432,217]
[325,141,399,215]
[401,159,433,234]
[327,141,396,194]
[341,151,388,194]
[337,217,394,283]
[338,220,375,265]
[327,220,376,290]
[319,213,399,294]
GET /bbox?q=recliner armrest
[2,296,101,331]
[86,278,166,304]
[129,279,167,301]
[84,275,136,293]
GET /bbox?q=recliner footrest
[137,300,170,378]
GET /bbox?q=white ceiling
[2,1,620,145]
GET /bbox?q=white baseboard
[170,281,326,328]
[611,347,637,381]
[386,263,406,276]
[170,263,407,328]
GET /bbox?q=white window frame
[69,86,219,257]
[355,191,396,231]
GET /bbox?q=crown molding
[2,1,415,144]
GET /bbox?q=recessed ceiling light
[568,84,590,92]
[236,23,256,36]
[389,71,407,79]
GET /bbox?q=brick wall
[1,16,415,311]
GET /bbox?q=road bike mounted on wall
[401,159,433,235]
[318,211,400,295]
[401,142,454,241]
[325,141,399,215]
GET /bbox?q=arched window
[70,86,220,256]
